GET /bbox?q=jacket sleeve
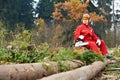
[74,26,81,41]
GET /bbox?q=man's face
[82,19,89,25]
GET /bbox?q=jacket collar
[82,23,89,27]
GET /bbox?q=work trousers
[85,40,108,55]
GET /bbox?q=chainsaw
[74,41,88,47]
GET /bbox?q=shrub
[76,50,104,65]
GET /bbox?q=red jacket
[74,23,99,42]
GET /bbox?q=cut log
[38,61,108,80]
[0,60,83,80]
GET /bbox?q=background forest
[0,0,120,48]
[0,0,120,63]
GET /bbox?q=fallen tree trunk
[0,60,83,80]
[38,61,108,80]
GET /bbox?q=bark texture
[0,60,83,80]
[38,61,108,80]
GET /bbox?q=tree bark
[38,61,108,80]
[0,60,83,80]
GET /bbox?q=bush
[51,48,74,61]
[76,50,104,65]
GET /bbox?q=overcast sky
[114,0,120,11]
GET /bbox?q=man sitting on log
[74,13,112,59]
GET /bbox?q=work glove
[96,39,101,46]
[79,35,84,40]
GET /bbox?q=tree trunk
[38,61,108,80]
[0,60,83,80]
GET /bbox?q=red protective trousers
[74,23,108,55]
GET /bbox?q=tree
[35,0,69,22]
[0,0,34,30]
[54,0,68,3]
[17,0,34,29]
[53,0,105,22]
[97,0,112,28]
[36,0,54,22]
[53,0,87,22]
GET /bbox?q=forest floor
[93,51,120,80]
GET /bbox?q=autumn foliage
[53,0,106,23]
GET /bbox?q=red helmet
[82,13,90,20]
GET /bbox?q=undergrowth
[0,43,105,65]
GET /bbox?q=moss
[58,61,73,72]
[42,63,53,71]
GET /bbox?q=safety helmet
[82,13,90,20]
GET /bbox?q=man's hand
[96,39,101,46]
[79,35,84,40]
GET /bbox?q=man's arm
[74,26,82,41]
